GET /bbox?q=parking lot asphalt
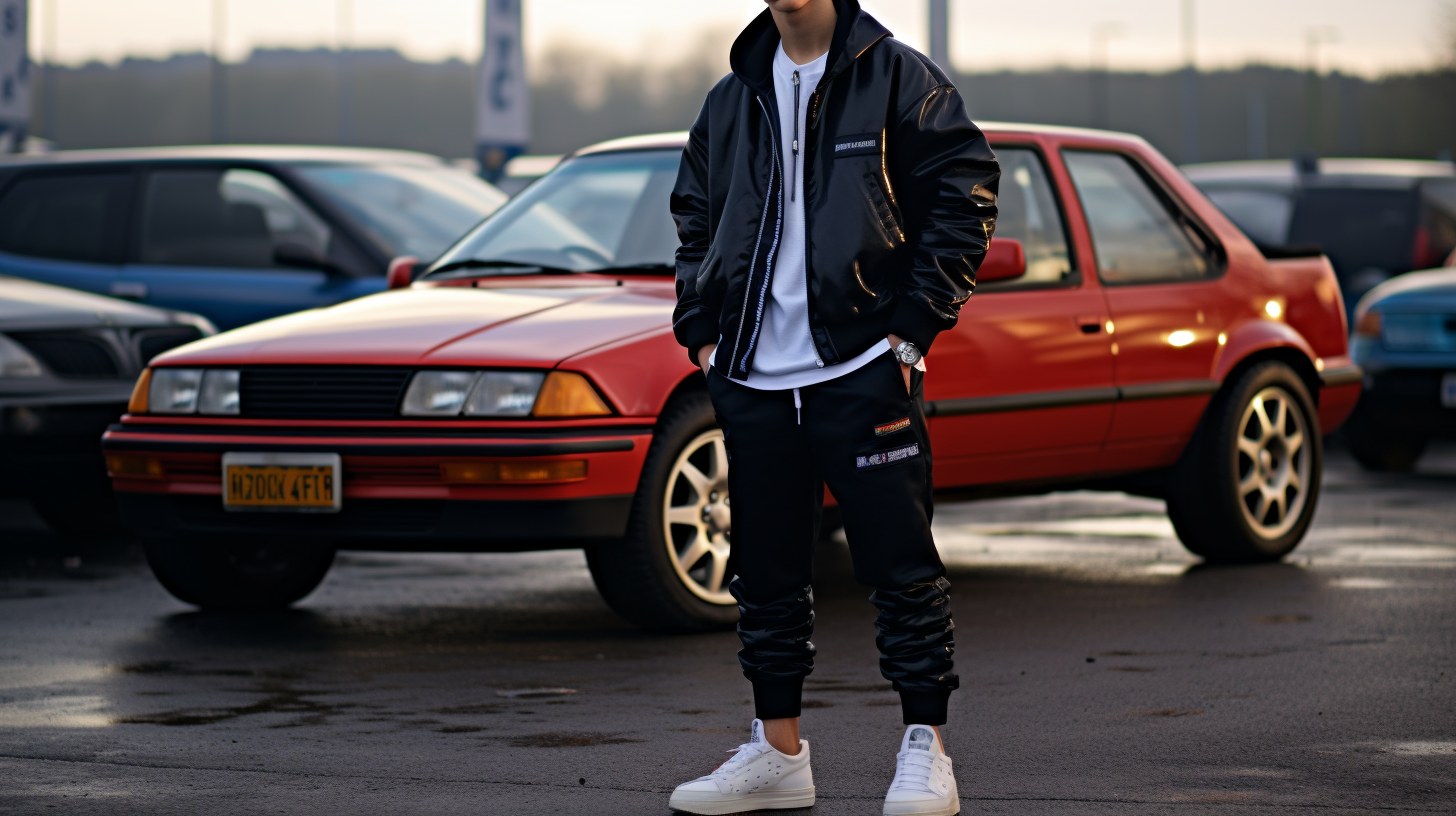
[1,443,1454,815]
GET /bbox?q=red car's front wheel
[586,391,739,631]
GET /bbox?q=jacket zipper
[729,95,785,377]
[790,71,800,203]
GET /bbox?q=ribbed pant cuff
[752,677,805,720]
[899,689,951,726]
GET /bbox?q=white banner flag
[0,0,30,150]
[475,0,528,180]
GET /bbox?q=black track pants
[706,352,958,726]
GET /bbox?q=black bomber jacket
[670,0,1000,380]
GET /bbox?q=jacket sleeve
[670,99,720,366]
[886,84,1000,354]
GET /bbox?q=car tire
[585,391,739,632]
[1167,361,1322,563]
[143,536,336,611]
[1342,405,1427,472]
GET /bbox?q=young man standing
[668,0,998,814]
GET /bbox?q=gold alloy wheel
[1234,385,1312,540]
[662,429,735,604]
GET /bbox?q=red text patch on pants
[874,417,912,436]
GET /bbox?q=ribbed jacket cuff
[886,296,945,355]
[675,315,720,367]
[899,689,951,726]
[752,677,805,721]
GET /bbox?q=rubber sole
[883,789,960,816]
[668,786,816,815]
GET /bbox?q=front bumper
[102,419,654,550]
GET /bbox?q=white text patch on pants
[856,443,920,470]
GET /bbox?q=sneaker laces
[693,740,774,790]
[889,749,938,793]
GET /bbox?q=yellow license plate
[222,453,341,512]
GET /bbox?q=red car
[103,127,1361,630]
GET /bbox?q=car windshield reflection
[429,150,682,276]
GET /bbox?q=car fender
[1215,318,1319,387]
[558,326,700,419]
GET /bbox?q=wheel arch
[1215,320,1322,407]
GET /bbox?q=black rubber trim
[1118,379,1221,401]
[114,492,634,545]
[1319,364,1364,388]
[101,437,636,457]
[926,387,1119,417]
[926,381,1222,418]
[107,422,653,439]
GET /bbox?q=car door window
[139,168,331,269]
[0,172,133,263]
[984,148,1074,290]
[1064,150,1211,284]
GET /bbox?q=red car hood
[155,281,677,368]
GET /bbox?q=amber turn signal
[1354,310,1383,338]
[441,459,589,483]
[532,371,612,417]
[128,368,152,414]
[107,454,163,478]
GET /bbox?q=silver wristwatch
[893,340,922,366]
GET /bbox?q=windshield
[428,150,681,275]
[294,163,508,262]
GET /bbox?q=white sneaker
[669,718,815,815]
[883,725,959,816]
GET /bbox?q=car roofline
[567,122,1150,160]
[0,144,451,168]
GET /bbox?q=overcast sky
[28,0,1453,77]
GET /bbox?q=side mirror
[978,238,1027,283]
[387,256,420,290]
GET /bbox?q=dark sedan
[1183,158,1456,310]
[1,276,214,537]
[0,147,507,331]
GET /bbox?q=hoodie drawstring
[793,388,802,425]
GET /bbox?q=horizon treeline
[24,47,1456,165]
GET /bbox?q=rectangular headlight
[198,370,241,415]
[464,372,545,417]
[149,369,203,414]
[401,371,480,416]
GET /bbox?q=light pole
[1180,0,1199,163]
[211,0,226,144]
[928,0,949,71]
[337,0,354,146]
[1090,22,1124,129]
[43,0,56,142]
[1303,26,1339,156]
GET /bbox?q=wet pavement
[1,444,1454,814]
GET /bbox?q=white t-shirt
[714,42,889,391]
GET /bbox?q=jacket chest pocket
[862,169,905,249]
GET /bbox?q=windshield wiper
[422,259,579,279]
[583,262,675,275]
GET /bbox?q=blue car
[1345,265,1456,470]
[0,146,507,331]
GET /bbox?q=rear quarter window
[0,172,134,264]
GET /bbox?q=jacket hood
[729,0,890,96]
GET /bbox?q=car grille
[1382,313,1456,352]
[135,327,205,363]
[10,332,122,378]
[240,367,413,419]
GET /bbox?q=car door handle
[1076,315,1105,334]
[109,281,149,301]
